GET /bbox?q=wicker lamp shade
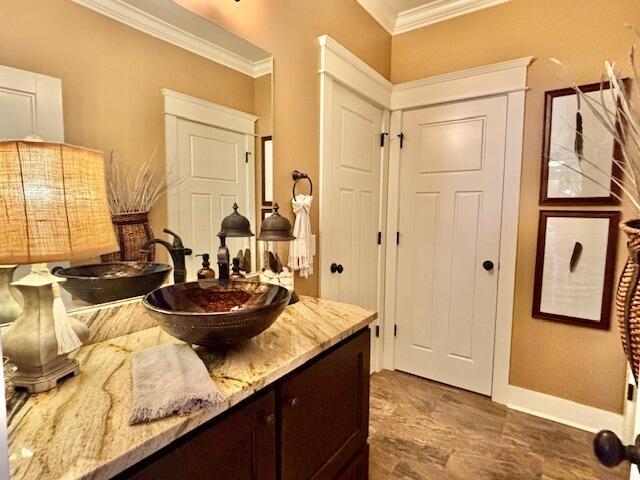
[0,140,118,264]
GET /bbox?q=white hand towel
[289,194,314,278]
[129,343,223,424]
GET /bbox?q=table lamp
[0,140,119,392]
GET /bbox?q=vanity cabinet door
[122,390,276,480]
[279,329,370,480]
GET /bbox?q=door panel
[0,65,63,142]
[324,83,382,311]
[395,96,507,395]
[176,119,251,278]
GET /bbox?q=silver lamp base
[1,265,88,393]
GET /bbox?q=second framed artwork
[540,81,624,206]
[532,210,619,329]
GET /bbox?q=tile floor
[369,370,628,479]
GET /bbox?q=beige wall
[0,0,257,246]
[174,0,392,296]
[391,0,640,413]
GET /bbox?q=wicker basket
[101,211,155,263]
[616,219,640,382]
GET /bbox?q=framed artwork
[261,208,273,221]
[540,81,624,205]
[261,136,273,206]
[532,210,619,329]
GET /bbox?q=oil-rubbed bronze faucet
[141,228,192,284]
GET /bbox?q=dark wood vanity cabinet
[279,328,370,480]
[119,328,370,480]
[123,390,277,480]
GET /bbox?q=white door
[0,64,65,478]
[321,81,384,368]
[0,65,64,142]
[0,65,73,301]
[394,95,508,395]
[175,118,254,279]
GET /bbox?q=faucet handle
[163,228,185,248]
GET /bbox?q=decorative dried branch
[549,51,640,212]
[106,149,183,214]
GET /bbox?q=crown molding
[318,35,392,109]
[358,0,511,35]
[71,0,271,78]
[391,56,533,110]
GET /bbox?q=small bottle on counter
[196,253,216,280]
[230,257,246,280]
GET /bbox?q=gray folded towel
[129,343,223,425]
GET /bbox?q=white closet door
[175,118,252,278]
[394,95,507,395]
[322,82,383,310]
[0,64,64,141]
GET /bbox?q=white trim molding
[71,0,272,78]
[506,385,625,436]
[357,0,511,35]
[391,56,534,110]
[318,35,392,109]
[162,88,257,136]
[383,57,532,408]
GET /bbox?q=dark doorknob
[482,260,494,271]
[330,263,344,274]
[594,430,640,467]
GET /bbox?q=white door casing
[394,96,508,395]
[318,36,392,372]
[163,89,257,279]
[0,63,65,480]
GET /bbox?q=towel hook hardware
[292,170,313,197]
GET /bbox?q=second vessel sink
[143,280,291,347]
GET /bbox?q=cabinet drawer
[121,390,276,480]
[280,329,370,480]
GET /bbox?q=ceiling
[356,0,511,35]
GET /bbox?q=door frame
[318,35,392,372]
[383,57,533,404]
[162,88,258,272]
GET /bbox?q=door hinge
[397,132,405,148]
[394,325,397,337]
[380,132,389,147]
[396,232,400,245]
[377,231,382,245]
[628,383,635,401]
[375,325,380,338]
[245,152,252,163]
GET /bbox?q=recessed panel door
[176,119,251,278]
[394,96,508,395]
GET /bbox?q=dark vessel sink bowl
[52,262,172,305]
[142,280,291,347]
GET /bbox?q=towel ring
[292,170,313,197]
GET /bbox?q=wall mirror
[0,0,273,313]
[540,81,623,205]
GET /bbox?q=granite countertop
[8,296,376,480]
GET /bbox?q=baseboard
[505,385,624,435]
